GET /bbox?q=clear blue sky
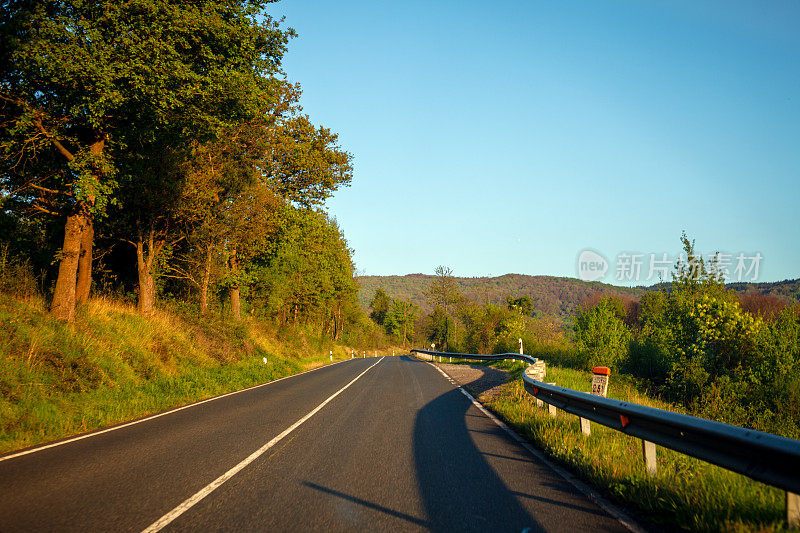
[268,1,800,285]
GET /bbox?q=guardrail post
[580,417,591,436]
[788,492,800,527]
[547,383,557,417]
[642,440,657,476]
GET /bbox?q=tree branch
[31,118,75,162]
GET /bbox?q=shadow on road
[411,382,546,532]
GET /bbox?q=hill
[357,274,644,320]
[357,273,800,320]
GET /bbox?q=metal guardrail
[410,348,800,521]
[411,349,537,366]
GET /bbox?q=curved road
[0,356,632,532]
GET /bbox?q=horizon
[355,270,800,287]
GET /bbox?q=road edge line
[428,362,645,533]
[0,357,361,463]
[141,357,384,533]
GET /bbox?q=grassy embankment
[0,295,391,455]
[454,356,790,532]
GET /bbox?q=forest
[0,1,378,343]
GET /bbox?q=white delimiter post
[788,491,800,527]
[583,367,611,436]
[519,338,523,355]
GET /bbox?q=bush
[574,297,631,370]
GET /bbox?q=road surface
[0,356,632,532]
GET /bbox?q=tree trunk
[229,249,241,320]
[136,226,161,315]
[50,208,89,321]
[75,219,94,305]
[230,286,241,320]
[47,134,103,321]
[199,244,213,316]
[74,139,103,306]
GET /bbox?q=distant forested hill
[357,274,643,320]
[357,274,800,320]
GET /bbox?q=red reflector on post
[620,415,629,428]
[532,386,539,395]
[592,366,611,376]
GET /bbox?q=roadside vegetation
[0,294,392,455]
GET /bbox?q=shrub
[574,297,631,370]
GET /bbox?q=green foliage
[554,234,800,438]
[369,288,390,326]
[383,298,417,346]
[574,297,631,370]
[247,208,360,334]
[506,295,533,316]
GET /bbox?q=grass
[0,295,394,455]
[458,357,793,531]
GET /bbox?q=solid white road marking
[0,359,352,463]
[141,357,384,533]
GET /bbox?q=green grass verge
[0,295,387,455]
[455,359,792,532]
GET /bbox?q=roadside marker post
[330,350,333,362]
[590,366,610,397]
[581,367,610,437]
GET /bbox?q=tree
[384,298,418,347]
[426,266,463,351]
[0,0,293,320]
[248,207,358,336]
[506,295,533,316]
[574,297,632,370]
[260,114,353,207]
[369,288,390,326]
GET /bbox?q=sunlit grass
[0,295,381,455]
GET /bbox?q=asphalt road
[0,356,631,532]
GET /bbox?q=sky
[267,1,800,286]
